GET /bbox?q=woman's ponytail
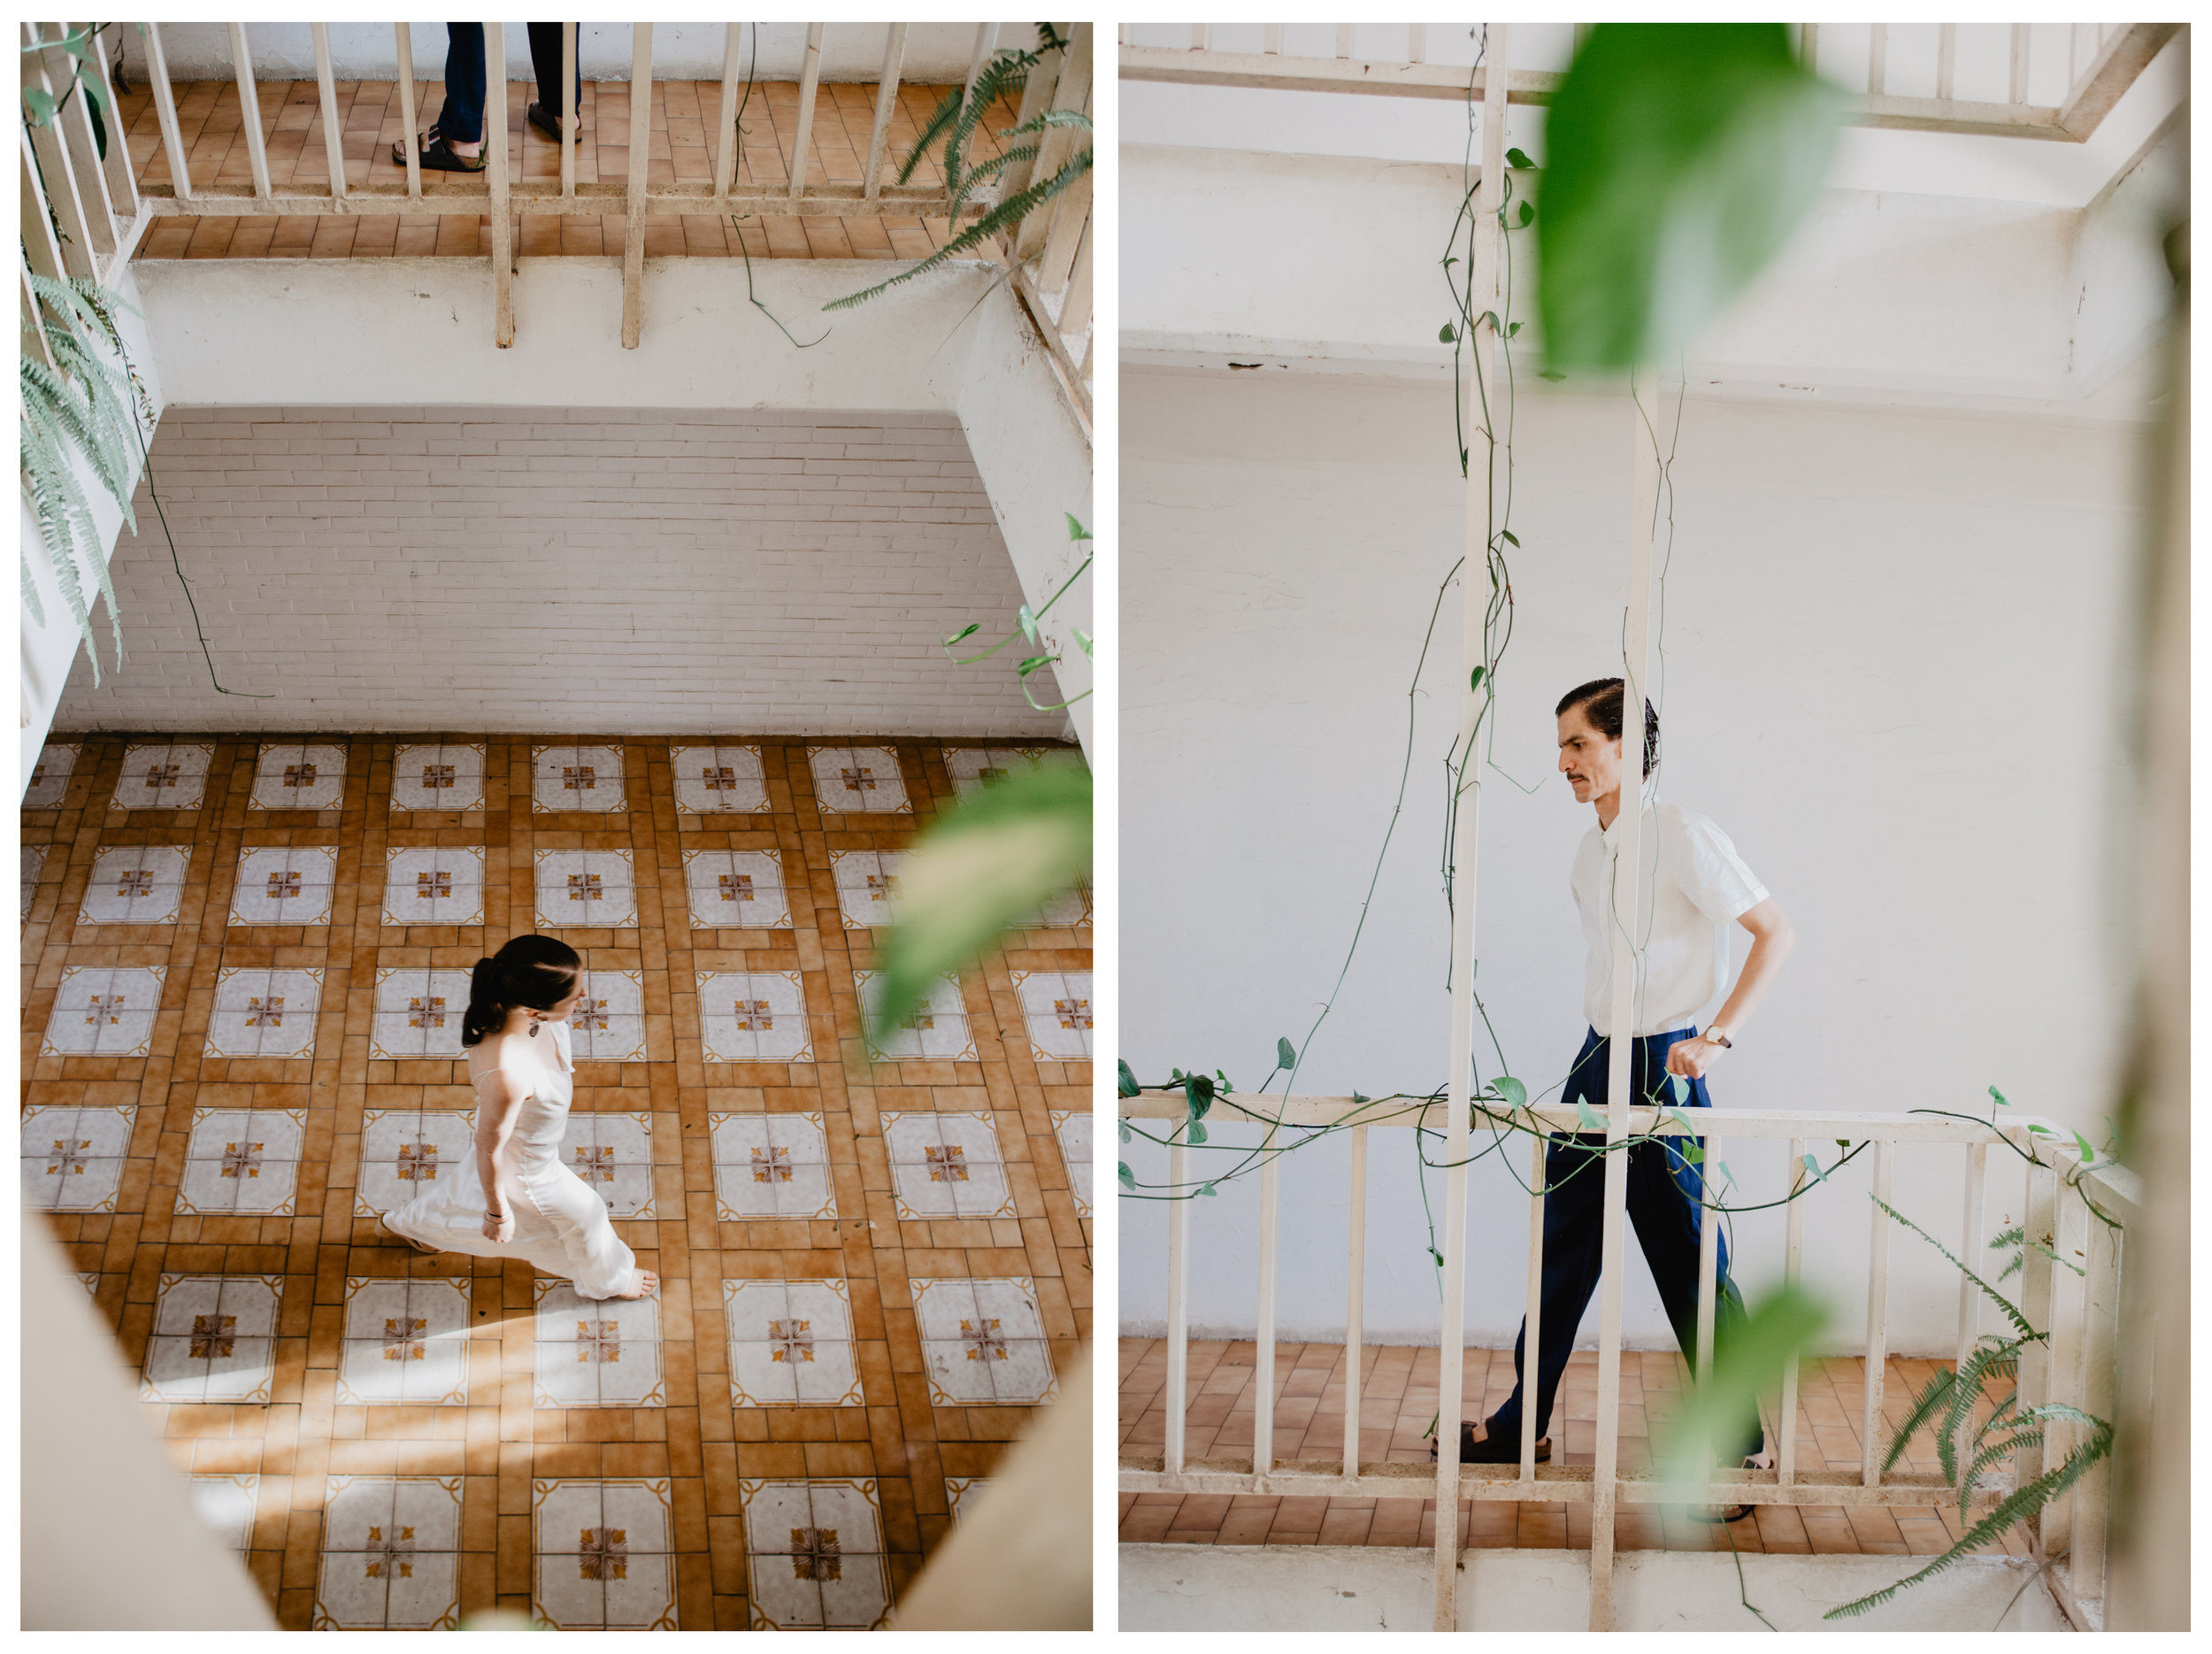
[460,935,582,1048]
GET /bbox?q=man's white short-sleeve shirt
[1572,793,1770,1036]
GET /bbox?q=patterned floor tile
[532,744,627,813]
[741,1480,890,1629]
[809,744,910,814]
[724,1279,864,1407]
[829,849,909,930]
[20,843,44,921]
[911,1277,1058,1406]
[942,743,1078,798]
[41,965,166,1056]
[680,848,791,929]
[709,1113,836,1219]
[670,742,768,814]
[381,845,487,927]
[355,1110,477,1216]
[561,1112,655,1217]
[1051,1110,1094,1219]
[532,1480,677,1631]
[249,741,348,812]
[696,970,812,1062]
[881,1112,1015,1219]
[228,845,339,927]
[20,1103,136,1212]
[534,848,639,930]
[142,1274,284,1403]
[314,1475,463,1630]
[337,1277,472,1404]
[369,966,473,1058]
[77,843,191,926]
[945,1477,993,1525]
[389,742,486,812]
[110,740,215,811]
[177,1106,307,1215]
[205,966,325,1058]
[1011,969,1094,1059]
[534,1281,665,1407]
[188,1472,260,1555]
[23,739,78,808]
[854,971,977,1062]
[569,968,647,1062]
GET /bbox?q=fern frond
[1958,1430,2030,1521]
[1880,1366,1955,1477]
[949,143,1038,219]
[897,83,967,186]
[823,146,1093,312]
[1934,1337,2023,1486]
[1875,1197,2038,1339]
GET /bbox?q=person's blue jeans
[1481,1026,1765,1461]
[433,24,585,145]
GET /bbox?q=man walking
[1445,677,1793,1518]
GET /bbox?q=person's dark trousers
[432,22,486,144]
[1481,1026,1764,1462]
[526,23,584,122]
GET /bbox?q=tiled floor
[23,734,1092,1630]
[1118,1340,2031,1560]
[123,71,1023,264]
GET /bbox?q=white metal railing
[1118,21,2179,143]
[1118,1093,2141,1631]
[19,19,1091,399]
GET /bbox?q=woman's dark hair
[1556,677,1659,780]
[461,935,583,1048]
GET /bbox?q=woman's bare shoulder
[467,1033,533,1094]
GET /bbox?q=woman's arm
[474,1069,529,1242]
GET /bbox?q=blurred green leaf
[23,87,56,125]
[1017,604,1040,643]
[1988,1085,2010,1107]
[1118,1119,1131,1142]
[1064,512,1092,542]
[1118,1058,1139,1098]
[1201,1181,1218,1197]
[1537,24,1846,370]
[1657,1283,1827,1500]
[866,763,1090,1040]
[1118,1162,1134,1192]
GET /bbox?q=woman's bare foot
[611,1269,658,1299]
[378,1212,439,1256]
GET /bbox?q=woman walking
[380,935,657,1300]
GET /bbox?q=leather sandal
[395,133,486,173]
[1430,1420,1550,1465]
[526,100,570,142]
[1694,1453,1772,1523]
[391,127,437,165]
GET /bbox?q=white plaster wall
[1118,367,2145,1355]
[121,22,1010,85]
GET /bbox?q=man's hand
[1666,1036,1724,1081]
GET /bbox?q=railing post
[1862,1140,1893,1486]
[1164,1136,1190,1475]
[143,22,193,202]
[1778,1138,1806,1487]
[788,22,824,199]
[486,21,513,348]
[1694,1133,1721,1381]
[227,22,273,204]
[394,24,422,199]
[1519,1128,1544,1477]
[621,21,653,349]
[1254,1149,1280,1476]
[2016,1152,2059,1544]
[863,23,908,200]
[712,21,742,204]
[2042,1168,2091,1558]
[1956,1140,1987,1375]
[311,22,347,200]
[1343,1122,1368,1480]
[2070,1203,2119,1603]
[562,19,580,204]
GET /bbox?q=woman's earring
[528,1015,541,1039]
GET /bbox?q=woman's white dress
[382,1018,639,1299]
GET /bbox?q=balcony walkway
[120,73,1018,263]
[1119,1338,2032,1560]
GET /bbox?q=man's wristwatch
[1704,1024,1732,1049]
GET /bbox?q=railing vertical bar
[712,21,741,202]
[143,22,194,202]
[38,25,119,259]
[21,129,70,282]
[19,30,98,280]
[1520,1129,1544,1477]
[485,20,512,347]
[22,264,57,365]
[2016,1155,2058,1543]
[2041,1174,2090,1558]
[1335,24,1353,59]
[1342,1122,1368,1481]
[1263,25,1282,57]
[1254,1150,1280,1476]
[394,24,421,199]
[227,21,273,203]
[1955,1141,1987,1377]
[1035,166,1089,297]
[1936,23,1957,102]
[1058,214,1093,342]
[1192,25,1210,53]
[621,21,653,348]
[2070,1205,2118,1602]
[2008,24,2031,106]
[1408,24,1426,64]
[964,22,998,103]
[1694,1134,1721,1379]
[1867,23,1888,97]
[1000,26,1064,199]
[1861,1140,1893,1487]
[788,22,824,199]
[1778,1138,1806,1486]
[1165,1137,1190,1476]
[1017,22,1091,262]
[862,23,907,200]
[311,23,348,199]
[77,19,139,219]
[562,20,580,203]
[1433,20,1509,1633]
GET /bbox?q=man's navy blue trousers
[1481,1025,1763,1460]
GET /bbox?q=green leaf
[1439,321,1459,343]
[2070,1128,2095,1163]
[1276,1036,1296,1070]
[1071,627,1092,658]
[1506,146,1537,170]
[1537,25,1847,371]
[1678,1139,1703,1164]
[1469,665,1486,693]
[83,78,107,161]
[1118,1058,1139,1098]
[865,764,1090,1041]
[1668,1073,1690,1104]
[1187,1120,1208,1146]
[1988,1085,2010,1107]
[1118,1162,1134,1192]
[1494,1075,1527,1107]
[1517,198,1535,227]
[1717,1159,1736,1188]
[1537,368,1567,381]
[1017,604,1040,643]
[23,87,56,125]
[1184,1073,1215,1120]
[1064,512,1093,542]
[944,621,982,646]
[1201,1181,1218,1197]
[1801,1151,1825,1185]
[1505,319,1523,337]
[1656,1283,1827,1501]
[1118,1119,1131,1143]
[1576,1099,1606,1133]
[1498,528,1519,547]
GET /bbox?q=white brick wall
[54,406,1070,739]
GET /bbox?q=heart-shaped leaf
[1118,1162,1134,1192]
[1185,1073,1215,1120]
[1118,1058,1140,1098]
[1276,1035,1296,1070]
[1576,1099,1606,1133]
[1494,1075,1527,1107]
[1187,1120,1209,1146]
[1118,1119,1131,1143]
[1669,1073,1690,1104]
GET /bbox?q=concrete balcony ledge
[1120,1543,2075,1633]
